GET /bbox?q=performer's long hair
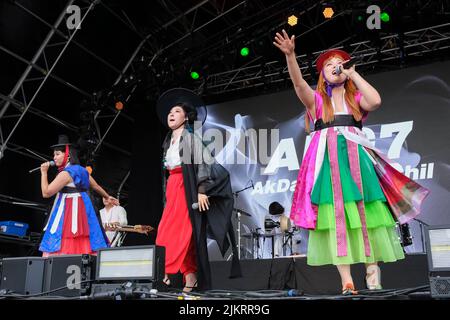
[305,55,363,132]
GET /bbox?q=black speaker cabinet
[0,257,45,295]
[44,254,96,297]
[430,276,450,298]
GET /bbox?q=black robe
[162,130,241,290]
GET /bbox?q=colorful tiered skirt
[307,135,405,266]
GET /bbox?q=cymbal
[232,208,252,217]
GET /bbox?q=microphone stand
[232,184,254,260]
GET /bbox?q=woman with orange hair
[274,30,429,294]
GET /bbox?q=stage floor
[210,253,430,295]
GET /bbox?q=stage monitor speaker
[424,225,450,298]
[430,276,450,298]
[43,254,96,297]
[95,245,165,286]
[0,257,45,295]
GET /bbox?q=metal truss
[0,0,132,162]
[199,22,450,95]
[0,0,225,209]
[0,0,92,160]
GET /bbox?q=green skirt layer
[307,135,404,266]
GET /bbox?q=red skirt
[156,167,197,275]
[43,196,96,257]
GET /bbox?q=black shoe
[162,277,172,287]
[182,280,198,293]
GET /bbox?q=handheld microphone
[192,197,210,210]
[334,58,360,75]
[29,161,55,173]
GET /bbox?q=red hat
[316,49,351,73]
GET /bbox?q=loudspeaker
[43,254,96,297]
[430,276,450,298]
[96,245,165,284]
[0,257,45,295]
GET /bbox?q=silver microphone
[334,64,343,75]
[29,161,55,173]
[192,196,210,210]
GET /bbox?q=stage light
[287,15,298,26]
[240,47,250,57]
[380,12,390,22]
[115,101,123,111]
[190,71,200,80]
[323,7,334,19]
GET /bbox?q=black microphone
[29,161,55,173]
[334,58,360,75]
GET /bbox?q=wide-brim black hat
[50,134,72,148]
[156,88,207,127]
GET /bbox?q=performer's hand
[105,196,120,206]
[339,60,356,78]
[198,193,210,212]
[105,222,120,231]
[273,29,295,56]
[40,162,51,174]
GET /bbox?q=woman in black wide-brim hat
[39,134,119,256]
[155,88,241,292]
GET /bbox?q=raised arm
[89,175,119,205]
[273,30,315,110]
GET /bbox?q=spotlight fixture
[323,7,334,19]
[190,71,200,80]
[240,47,250,57]
[380,12,390,22]
[115,101,124,111]
[287,15,298,26]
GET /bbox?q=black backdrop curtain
[125,102,165,246]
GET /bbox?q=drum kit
[235,210,300,259]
